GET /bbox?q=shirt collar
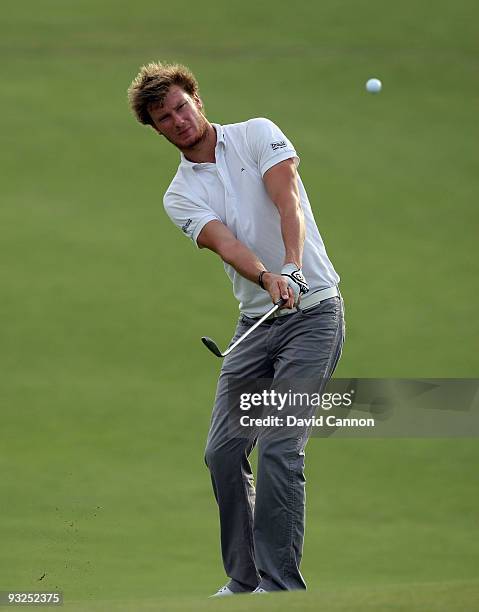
[179,123,224,170]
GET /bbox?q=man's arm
[263,158,305,268]
[197,220,295,308]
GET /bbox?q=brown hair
[127,61,200,127]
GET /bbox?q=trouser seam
[323,308,343,380]
[283,444,297,583]
[240,443,258,586]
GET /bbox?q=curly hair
[127,61,200,126]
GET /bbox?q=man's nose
[172,112,185,128]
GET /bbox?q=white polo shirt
[163,118,340,316]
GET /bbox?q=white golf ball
[366,78,382,93]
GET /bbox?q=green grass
[1,0,478,609]
[57,580,479,611]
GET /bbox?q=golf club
[201,298,287,358]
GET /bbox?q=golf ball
[366,78,382,93]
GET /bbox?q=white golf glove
[281,263,310,305]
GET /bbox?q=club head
[201,336,223,358]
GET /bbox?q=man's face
[148,85,208,150]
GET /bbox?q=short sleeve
[163,191,221,248]
[245,117,300,177]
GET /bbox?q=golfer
[128,62,345,596]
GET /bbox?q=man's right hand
[261,272,296,309]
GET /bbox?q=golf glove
[281,263,310,304]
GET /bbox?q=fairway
[1,0,478,610]
[59,580,479,611]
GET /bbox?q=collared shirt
[164,117,340,316]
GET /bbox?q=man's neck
[181,123,217,164]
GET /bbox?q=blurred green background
[1,0,478,610]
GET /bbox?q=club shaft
[222,301,283,357]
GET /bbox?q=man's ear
[193,93,203,110]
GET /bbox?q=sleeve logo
[271,140,287,150]
[181,218,193,233]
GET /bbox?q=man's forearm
[219,239,266,284]
[219,205,305,283]
[263,158,306,269]
[219,235,297,307]
[279,203,305,268]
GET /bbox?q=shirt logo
[182,218,192,233]
[271,140,287,150]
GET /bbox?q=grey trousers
[204,295,345,592]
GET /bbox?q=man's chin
[181,125,209,149]
[182,135,203,149]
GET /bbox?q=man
[128,61,345,596]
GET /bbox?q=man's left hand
[281,263,310,305]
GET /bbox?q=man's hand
[261,272,296,309]
[281,263,310,305]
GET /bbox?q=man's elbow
[197,221,239,259]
